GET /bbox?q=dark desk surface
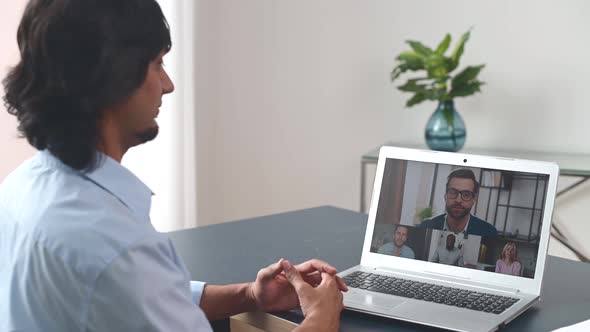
[168,206,590,331]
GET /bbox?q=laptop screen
[370,158,549,279]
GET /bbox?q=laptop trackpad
[346,292,406,310]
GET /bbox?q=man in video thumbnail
[421,169,497,238]
[378,224,415,259]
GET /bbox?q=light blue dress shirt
[0,150,212,331]
[376,243,415,259]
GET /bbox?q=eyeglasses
[446,188,476,201]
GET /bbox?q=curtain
[123,0,197,232]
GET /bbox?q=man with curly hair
[0,1,346,331]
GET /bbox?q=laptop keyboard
[342,271,519,315]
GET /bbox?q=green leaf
[417,207,433,220]
[391,64,414,81]
[397,51,425,70]
[397,78,430,92]
[392,30,483,104]
[449,80,485,98]
[406,92,427,107]
[406,40,433,56]
[391,51,425,81]
[391,65,404,81]
[451,65,485,87]
[449,64,485,98]
[404,85,448,107]
[435,34,451,55]
[423,88,446,101]
[433,75,450,85]
[424,55,450,79]
[449,30,471,71]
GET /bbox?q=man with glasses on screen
[420,169,497,238]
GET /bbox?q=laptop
[339,146,559,332]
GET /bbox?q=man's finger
[318,272,348,292]
[301,271,322,286]
[257,258,285,281]
[282,260,308,291]
[301,271,347,290]
[318,272,337,286]
[335,275,349,291]
[295,259,338,275]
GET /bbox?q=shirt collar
[39,150,153,221]
[443,213,471,235]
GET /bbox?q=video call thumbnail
[370,158,549,279]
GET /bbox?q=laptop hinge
[375,266,521,295]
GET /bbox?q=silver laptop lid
[361,146,559,296]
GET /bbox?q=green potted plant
[415,206,433,224]
[391,30,485,152]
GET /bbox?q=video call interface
[370,158,549,279]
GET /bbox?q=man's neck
[97,117,128,163]
[447,215,470,233]
[97,142,126,163]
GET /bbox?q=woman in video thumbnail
[495,241,522,276]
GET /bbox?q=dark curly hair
[2,0,171,171]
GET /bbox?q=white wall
[194,0,590,260]
[1,1,198,232]
[2,0,587,260]
[0,0,34,180]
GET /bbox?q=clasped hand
[248,258,348,317]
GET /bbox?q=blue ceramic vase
[424,100,465,152]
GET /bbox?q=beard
[135,126,159,145]
[446,204,470,219]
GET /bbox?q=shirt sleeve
[85,237,212,332]
[407,247,415,259]
[431,250,439,262]
[458,253,464,267]
[190,280,206,305]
